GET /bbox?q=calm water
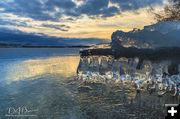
[0,48,80,83]
[0,48,179,119]
[0,48,83,119]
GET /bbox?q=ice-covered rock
[77,21,180,97]
[77,55,180,96]
[111,21,180,49]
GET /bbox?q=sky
[0,0,168,39]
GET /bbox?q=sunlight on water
[5,56,80,83]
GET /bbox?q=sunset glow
[0,0,167,39]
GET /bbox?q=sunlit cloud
[0,0,167,39]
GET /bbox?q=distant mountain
[0,29,108,47]
[111,21,180,49]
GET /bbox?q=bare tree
[150,0,180,21]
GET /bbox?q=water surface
[0,48,82,119]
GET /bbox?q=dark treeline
[0,43,90,48]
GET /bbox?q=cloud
[41,24,70,31]
[97,23,119,27]
[0,19,28,27]
[0,0,164,21]
[110,0,163,11]
[77,0,120,17]
[0,0,77,21]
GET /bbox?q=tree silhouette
[151,0,180,21]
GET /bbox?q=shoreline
[0,45,90,48]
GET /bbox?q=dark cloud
[0,19,28,27]
[77,0,120,17]
[41,24,70,31]
[0,0,77,21]
[0,0,163,21]
[110,0,163,11]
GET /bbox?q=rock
[111,21,180,49]
[78,85,93,93]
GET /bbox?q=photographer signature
[5,106,38,117]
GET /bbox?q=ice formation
[77,56,180,96]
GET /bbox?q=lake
[0,48,83,119]
[0,48,80,83]
[0,48,179,119]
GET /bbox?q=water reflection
[5,56,80,83]
[0,49,83,119]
